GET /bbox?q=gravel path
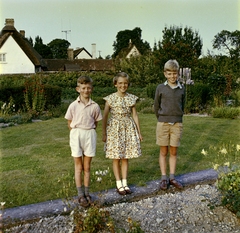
[4,183,240,233]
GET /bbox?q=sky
[1,0,239,58]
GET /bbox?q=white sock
[116,180,122,189]
[122,179,128,187]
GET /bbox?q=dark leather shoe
[85,195,92,205]
[117,187,126,195]
[78,196,89,207]
[124,186,132,194]
[160,179,168,190]
[169,179,183,189]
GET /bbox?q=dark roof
[74,47,92,58]
[0,24,47,69]
[43,59,114,72]
[64,63,81,71]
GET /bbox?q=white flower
[1,202,5,206]
[201,149,208,156]
[95,171,99,175]
[224,162,230,167]
[220,148,227,154]
[236,144,240,152]
[64,207,67,212]
[213,164,220,170]
[97,177,102,182]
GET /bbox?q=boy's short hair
[77,76,93,86]
[113,72,130,85]
[164,60,179,72]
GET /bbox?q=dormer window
[0,53,6,63]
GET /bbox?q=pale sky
[1,0,239,58]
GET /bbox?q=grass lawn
[1,114,240,208]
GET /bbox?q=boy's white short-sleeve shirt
[65,97,102,129]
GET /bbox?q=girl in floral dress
[102,72,143,195]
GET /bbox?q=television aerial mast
[62,30,71,40]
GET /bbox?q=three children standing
[65,59,184,206]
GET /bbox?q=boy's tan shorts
[70,128,97,157]
[156,122,183,147]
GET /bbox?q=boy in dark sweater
[154,59,185,190]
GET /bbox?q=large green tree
[213,30,240,59]
[47,38,70,59]
[154,26,203,68]
[112,27,151,58]
[34,36,53,59]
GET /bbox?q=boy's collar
[164,80,182,89]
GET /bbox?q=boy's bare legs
[159,146,168,190]
[74,156,92,206]
[83,156,92,188]
[169,146,177,175]
[74,157,83,188]
[169,146,183,189]
[159,146,168,176]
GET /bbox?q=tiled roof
[43,59,114,72]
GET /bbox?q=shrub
[217,168,240,217]
[211,107,240,119]
[184,83,211,113]
[136,98,154,113]
[211,144,240,218]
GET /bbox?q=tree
[34,36,53,59]
[112,27,151,58]
[154,26,203,68]
[47,39,70,59]
[213,30,240,59]
[26,37,33,46]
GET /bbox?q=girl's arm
[132,106,143,141]
[102,101,110,142]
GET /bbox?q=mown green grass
[1,115,240,208]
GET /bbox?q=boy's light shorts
[156,122,183,147]
[69,128,97,157]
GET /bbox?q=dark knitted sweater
[154,83,185,123]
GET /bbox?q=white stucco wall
[0,36,35,74]
[75,50,92,59]
[126,45,140,58]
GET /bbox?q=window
[0,53,6,62]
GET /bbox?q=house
[74,47,92,59]
[117,39,141,58]
[0,18,46,74]
[0,18,114,74]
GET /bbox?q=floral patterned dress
[103,92,142,159]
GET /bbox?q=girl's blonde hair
[164,60,179,72]
[113,72,130,85]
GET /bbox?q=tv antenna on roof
[62,30,71,40]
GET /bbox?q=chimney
[92,43,96,59]
[67,48,74,60]
[19,30,25,37]
[5,18,14,26]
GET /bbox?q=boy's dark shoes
[117,187,126,195]
[124,186,132,194]
[160,180,168,190]
[78,196,89,207]
[85,195,92,205]
[169,179,183,189]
